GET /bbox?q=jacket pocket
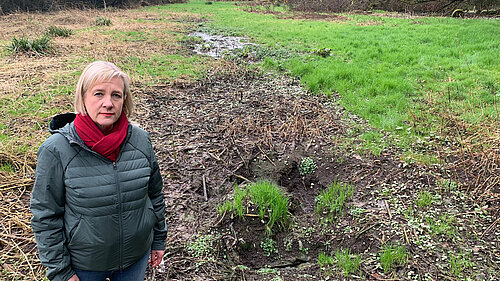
[68,216,104,248]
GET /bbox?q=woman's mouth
[100,113,114,117]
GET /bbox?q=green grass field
[150,1,499,147]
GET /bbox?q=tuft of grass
[8,36,52,55]
[318,252,335,267]
[335,249,361,277]
[315,182,354,220]
[248,180,290,232]
[0,162,16,173]
[218,180,289,233]
[46,25,73,37]
[426,213,457,239]
[415,190,433,208]
[96,16,112,26]
[437,178,458,192]
[380,244,407,272]
[449,250,474,277]
[217,185,248,218]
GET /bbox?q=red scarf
[74,112,129,162]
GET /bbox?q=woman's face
[83,76,124,133]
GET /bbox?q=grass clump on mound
[218,180,289,233]
[96,16,112,26]
[8,36,52,55]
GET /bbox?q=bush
[8,36,52,55]
[285,0,499,14]
[1,0,189,14]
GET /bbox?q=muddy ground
[132,61,498,280]
[0,6,498,281]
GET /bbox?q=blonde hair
[74,61,134,116]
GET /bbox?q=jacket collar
[48,113,133,158]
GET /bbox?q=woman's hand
[68,274,80,281]
[150,250,165,267]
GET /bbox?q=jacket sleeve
[147,138,167,251]
[30,145,75,281]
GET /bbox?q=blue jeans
[73,250,150,281]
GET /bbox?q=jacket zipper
[67,124,131,270]
[113,161,124,271]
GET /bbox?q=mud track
[133,62,498,280]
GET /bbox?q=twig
[384,200,392,220]
[243,213,262,218]
[207,152,221,161]
[12,239,36,280]
[232,174,250,183]
[214,211,226,228]
[0,232,36,243]
[403,227,410,245]
[256,144,275,166]
[355,222,380,239]
[480,217,499,239]
[202,174,208,201]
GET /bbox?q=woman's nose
[102,94,113,108]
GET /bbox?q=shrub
[260,237,278,257]
[187,234,218,267]
[8,36,52,55]
[46,26,73,37]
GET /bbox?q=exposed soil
[1,7,498,281]
[133,62,499,280]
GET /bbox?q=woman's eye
[112,93,122,99]
[94,92,103,96]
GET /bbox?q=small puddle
[189,32,255,58]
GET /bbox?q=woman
[30,61,167,281]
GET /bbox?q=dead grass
[0,151,39,279]
[0,7,209,279]
[0,5,497,280]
